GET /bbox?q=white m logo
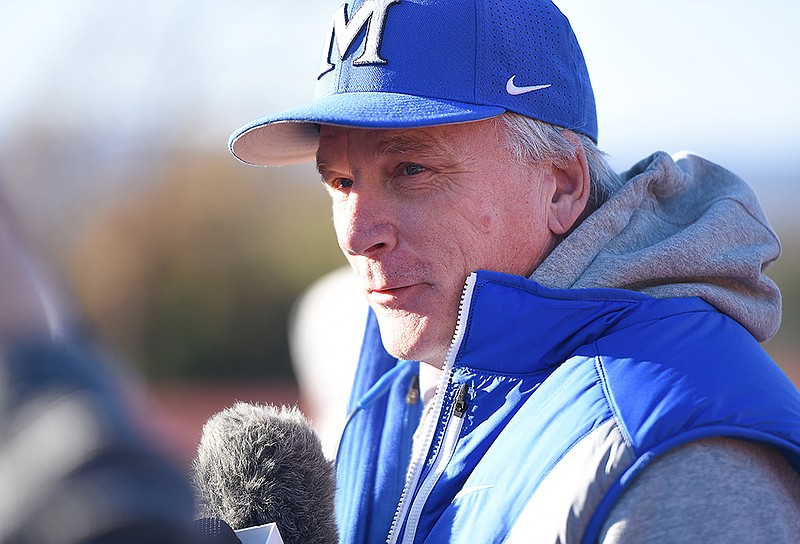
[318,0,402,77]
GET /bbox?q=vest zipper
[452,382,470,418]
[400,383,470,544]
[386,273,478,544]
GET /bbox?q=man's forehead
[319,124,446,151]
[315,122,485,169]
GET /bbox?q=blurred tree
[768,234,800,383]
[65,151,345,381]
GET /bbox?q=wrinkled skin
[317,119,589,367]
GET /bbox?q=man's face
[316,119,561,367]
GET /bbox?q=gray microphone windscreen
[192,402,337,544]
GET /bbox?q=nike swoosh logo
[506,75,551,95]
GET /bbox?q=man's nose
[337,185,397,258]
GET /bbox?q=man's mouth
[369,284,414,295]
[367,283,423,306]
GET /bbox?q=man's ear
[548,131,590,236]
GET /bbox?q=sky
[0,0,798,226]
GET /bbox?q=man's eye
[328,177,353,190]
[401,164,425,176]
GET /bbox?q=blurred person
[0,188,197,542]
[229,0,800,542]
[288,266,365,459]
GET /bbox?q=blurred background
[1,0,798,467]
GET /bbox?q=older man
[230,0,800,542]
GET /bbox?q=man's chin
[378,319,449,366]
[374,313,448,366]
[378,332,424,362]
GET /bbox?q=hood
[531,151,781,341]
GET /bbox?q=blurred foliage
[767,233,800,381]
[64,151,345,381]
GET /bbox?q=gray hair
[496,112,623,211]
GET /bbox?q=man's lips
[367,283,424,306]
[369,283,412,293]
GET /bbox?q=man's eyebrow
[315,155,340,178]
[315,129,458,175]
[373,131,442,157]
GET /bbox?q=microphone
[193,517,241,544]
[191,402,338,544]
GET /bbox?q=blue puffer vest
[335,270,800,543]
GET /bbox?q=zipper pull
[406,374,420,405]
[453,383,470,418]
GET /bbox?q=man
[230,0,800,542]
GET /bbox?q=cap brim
[229,92,506,166]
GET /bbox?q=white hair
[496,112,623,211]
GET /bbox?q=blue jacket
[335,270,800,543]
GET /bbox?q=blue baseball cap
[230,0,596,166]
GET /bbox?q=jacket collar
[450,270,711,375]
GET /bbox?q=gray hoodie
[534,151,799,542]
[532,151,781,342]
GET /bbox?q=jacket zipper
[400,383,470,544]
[386,273,478,544]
